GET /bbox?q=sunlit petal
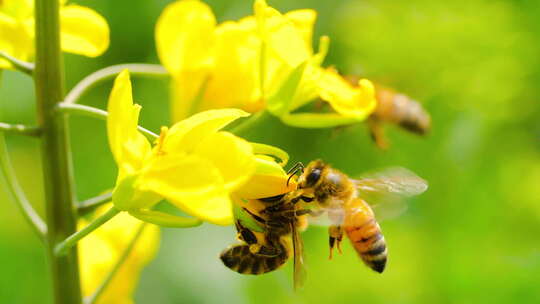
[60,5,110,57]
[164,108,249,154]
[234,155,296,199]
[318,68,377,119]
[139,154,234,225]
[155,0,216,75]
[194,131,255,190]
[107,70,151,176]
[0,13,33,68]
[285,9,317,53]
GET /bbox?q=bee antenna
[287,162,304,175]
[286,162,304,186]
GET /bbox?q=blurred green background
[1,0,540,303]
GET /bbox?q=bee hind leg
[367,118,389,150]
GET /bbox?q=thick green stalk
[34,0,82,303]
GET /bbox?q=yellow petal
[1,0,33,19]
[284,9,317,53]
[107,70,151,177]
[201,20,261,111]
[60,5,110,57]
[170,71,208,121]
[234,155,296,199]
[139,154,234,225]
[155,0,215,75]
[194,131,255,191]
[0,13,33,68]
[254,0,309,68]
[250,142,289,166]
[164,108,250,154]
[318,68,377,119]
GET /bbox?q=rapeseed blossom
[0,0,109,68]
[107,69,294,226]
[155,0,376,128]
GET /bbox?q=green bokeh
[1,0,539,303]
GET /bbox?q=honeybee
[346,76,431,149]
[220,192,313,289]
[221,160,427,287]
[288,160,428,273]
[368,84,431,149]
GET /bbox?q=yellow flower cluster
[156,0,377,128]
[107,70,294,226]
[0,0,109,68]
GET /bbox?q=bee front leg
[328,225,343,260]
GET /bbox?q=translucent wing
[291,219,307,290]
[353,167,428,221]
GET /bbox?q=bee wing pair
[353,167,428,221]
[308,167,428,226]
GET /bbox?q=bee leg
[328,225,343,260]
[242,207,267,225]
[236,220,259,245]
[367,118,389,150]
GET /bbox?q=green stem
[0,133,47,239]
[55,103,158,140]
[0,51,35,75]
[34,0,82,302]
[55,206,120,257]
[77,192,113,216]
[228,110,273,137]
[0,122,41,137]
[84,224,146,304]
[63,64,168,105]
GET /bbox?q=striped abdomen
[344,199,387,273]
[220,243,288,275]
[374,87,431,135]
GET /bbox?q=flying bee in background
[346,76,432,149]
[220,192,314,289]
[288,160,428,273]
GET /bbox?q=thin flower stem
[0,133,47,239]
[0,51,35,75]
[0,122,41,137]
[55,103,159,140]
[54,206,121,257]
[84,223,147,304]
[229,110,273,136]
[77,192,113,216]
[64,63,168,105]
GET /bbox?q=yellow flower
[108,69,278,226]
[155,0,376,128]
[0,0,109,68]
[79,205,160,304]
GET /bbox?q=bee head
[298,160,326,189]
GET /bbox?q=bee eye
[305,168,321,187]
